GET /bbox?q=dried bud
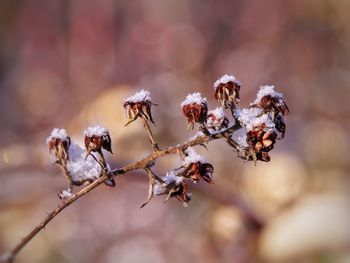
[84,126,112,154]
[47,128,71,164]
[246,124,277,162]
[253,85,289,116]
[123,89,155,126]
[181,147,214,183]
[183,162,214,183]
[213,74,241,108]
[181,93,208,130]
[153,172,192,206]
[206,107,229,131]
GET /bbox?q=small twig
[0,123,241,263]
[142,117,160,151]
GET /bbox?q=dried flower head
[153,171,192,206]
[206,107,229,131]
[183,162,214,183]
[46,128,71,164]
[213,74,241,109]
[180,147,214,183]
[123,89,155,126]
[84,126,112,154]
[253,85,289,116]
[181,93,208,130]
[246,124,277,162]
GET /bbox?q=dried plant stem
[142,117,160,151]
[0,123,240,263]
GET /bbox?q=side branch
[0,123,240,263]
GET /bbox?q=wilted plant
[1,74,288,263]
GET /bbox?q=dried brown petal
[214,81,241,108]
[182,103,208,130]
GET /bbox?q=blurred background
[0,0,349,262]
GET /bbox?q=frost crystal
[59,189,73,199]
[84,125,109,137]
[208,107,225,119]
[163,171,183,185]
[231,128,249,147]
[213,74,241,89]
[181,92,207,107]
[207,107,226,130]
[253,85,283,104]
[46,128,68,144]
[236,107,275,131]
[124,89,151,103]
[182,147,206,166]
[66,143,102,182]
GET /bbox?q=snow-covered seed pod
[181,92,208,130]
[46,128,71,164]
[253,85,289,116]
[181,147,214,183]
[84,125,112,154]
[123,89,155,125]
[213,74,241,109]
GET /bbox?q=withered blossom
[182,161,214,183]
[84,126,112,154]
[47,128,71,164]
[213,74,241,109]
[123,89,155,126]
[153,172,192,207]
[253,85,289,116]
[246,124,277,162]
[181,93,208,130]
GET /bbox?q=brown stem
[0,124,241,263]
[142,117,160,151]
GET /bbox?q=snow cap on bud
[213,74,241,109]
[84,125,112,154]
[206,107,229,131]
[47,128,71,163]
[253,85,289,116]
[123,89,155,126]
[181,92,208,130]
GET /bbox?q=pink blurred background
[0,0,349,262]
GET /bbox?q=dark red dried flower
[181,93,208,130]
[84,126,112,154]
[182,162,214,183]
[123,90,155,126]
[259,95,289,116]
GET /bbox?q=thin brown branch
[0,123,240,263]
[142,117,160,151]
